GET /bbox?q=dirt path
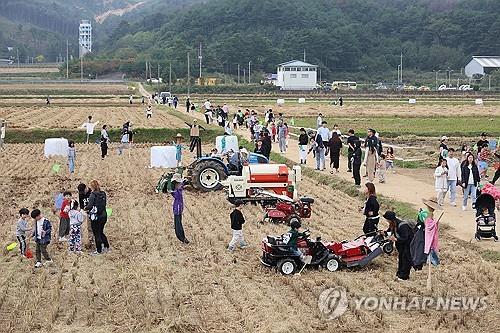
[178,107,500,252]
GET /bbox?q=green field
[293,116,500,138]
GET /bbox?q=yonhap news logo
[318,287,488,320]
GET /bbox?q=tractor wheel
[324,256,341,272]
[286,214,301,226]
[382,242,394,255]
[191,160,227,192]
[277,259,297,275]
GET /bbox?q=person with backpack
[84,180,110,255]
[31,209,53,268]
[383,211,414,281]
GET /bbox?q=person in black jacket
[352,140,363,187]
[346,129,358,172]
[461,153,481,210]
[77,183,94,250]
[362,182,380,235]
[383,211,414,281]
[328,132,342,173]
[298,128,309,164]
[228,202,247,251]
[84,180,110,255]
[260,132,272,159]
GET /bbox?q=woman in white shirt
[434,158,449,206]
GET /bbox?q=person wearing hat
[383,210,414,281]
[439,136,449,164]
[185,120,205,158]
[476,132,489,154]
[173,133,185,167]
[421,197,440,266]
[170,173,189,244]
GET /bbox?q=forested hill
[0,0,202,62]
[99,0,500,80]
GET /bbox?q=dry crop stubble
[0,105,186,130]
[0,144,498,332]
[0,84,131,95]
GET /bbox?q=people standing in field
[170,173,189,244]
[461,153,480,211]
[77,183,94,250]
[31,209,53,268]
[68,141,76,174]
[0,119,6,150]
[118,130,129,155]
[15,208,31,257]
[173,96,179,109]
[146,105,153,119]
[476,132,489,154]
[204,100,213,124]
[278,122,287,153]
[438,136,449,163]
[352,140,363,187]
[129,95,133,104]
[445,148,461,207]
[362,182,380,235]
[328,131,342,173]
[377,153,387,183]
[58,191,72,242]
[84,180,110,255]
[316,113,323,128]
[383,211,414,281]
[434,159,448,207]
[81,116,98,144]
[346,129,358,172]
[364,128,379,182]
[309,133,325,171]
[186,97,191,113]
[298,128,309,164]
[100,125,109,159]
[228,201,247,251]
[385,147,395,173]
[261,132,272,159]
[68,200,84,254]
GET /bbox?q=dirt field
[0,105,186,129]
[0,84,132,95]
[0,67,60,74]
[0,143,498,332]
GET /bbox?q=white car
[458,84,473,91]
[438,84,457,91]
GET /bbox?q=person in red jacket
[59,191,72,242]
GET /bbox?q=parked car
[458,84,473,91]
[438,84,457,91]
[418,86,431,91]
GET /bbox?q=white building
[465,56,500,78]
[275,60,317,90]
[79,20,92,58]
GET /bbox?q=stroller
[474,193,498,241]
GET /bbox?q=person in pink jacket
[422,197,441,265]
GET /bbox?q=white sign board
[475,98,483,105]
[277,99,285,105]
[216,135,239,154]
[298,98,306,104]
[44,138,69,158]
[408,98,416,104]
[150,146,177,168]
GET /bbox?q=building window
[285,68,291,72]
[290,74,297,78]
[301,74,309,78]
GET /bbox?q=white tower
[79,20,92,58]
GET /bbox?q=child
[68,140,76,173]
[228,201,247,251]
[146,105,153,118]
[434,159,448,206]
[386,147,395,173]
[68,200,84,254]
[378,153,387,183]
[59,191,72,242]
[271,122,277,142]
[15,208,31,257]
[31,209,52,268]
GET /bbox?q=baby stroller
[474,193,498,241]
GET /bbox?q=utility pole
[237,64,240,84]
[169,61,172,92]
[303,49,306,62]
[400,52,403,85]
[198,42,202,79]
[243,68,246,83]
[66,40,69,79]
[248,61,251,84]
[145,61,148,81]
[187,52,190,96]
[433,70,440,91]
[16,48,19,68]
[397,65,401,85]
[80,56,83,82]
[157,64,160,95]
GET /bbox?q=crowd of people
[15,180,110,268]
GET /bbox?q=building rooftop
[471,56,500,68]
[278,60,317,67]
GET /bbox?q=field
[0,83,133,96]
[1,144,499,333]
[0,67,60,74]
[0,83,499,332]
